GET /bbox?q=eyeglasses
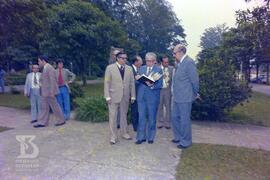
[118,56,127,60]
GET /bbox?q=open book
[137,72,162,85]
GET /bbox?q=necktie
[34,73,38,85]
[147,67,151,76]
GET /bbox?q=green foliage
[6,74,26,85]
[10,86,21,94]
[69,83,84,109]
[75,96,108,122]
[40,0,131,85]
[192,59,252,120]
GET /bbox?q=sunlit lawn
[176,143,270,180]
[228,92,270,127]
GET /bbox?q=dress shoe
[110,140,116,145]
[157,126,163,129]
[33,124,45,128]
[165,126,171,129]
[135,139,146,144]
[148,140,154,144]
[30,120,38,124]
[171,139,180,143]
[177,144,190,149]
[55,122,66,127]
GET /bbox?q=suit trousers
[171,101,192,147]
[56,86,71,120]
[157,88,171,127]
[131,100,138,131]
[108,98,129,141]
[38,96,65,125]
[30,88,40,121]
[137,98,159,141]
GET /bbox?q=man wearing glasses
[171,44,199,149]
[135,52,163,144]
[104,52,136,145]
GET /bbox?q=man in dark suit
[171,44,199,149]
[135,52,163,144]
[130,55,143,131]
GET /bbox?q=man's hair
[145,52,157,61]
[131,55,142,64]
[38,55,49,62]
[57,58,64,64]
[161,55,169,62]
[176,44,187,54]
[115,52,126,59]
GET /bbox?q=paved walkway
[0,106,270,179]
[251,83,270,96]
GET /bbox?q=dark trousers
[131,100,139,131]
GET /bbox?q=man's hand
[135,75,141,80]
[145,81,153,87]
[196,93,202,101]
[106,99,112,105]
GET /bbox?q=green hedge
[6,74,26,85]
[75,96,108,122]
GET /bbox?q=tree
[200,24,228,50]
[0,0,47,70]
[40,0,133,85]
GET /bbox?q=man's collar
[180,54,187,63]
[132,64,137,71]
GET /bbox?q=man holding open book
[135,52,163,144]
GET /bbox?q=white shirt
[161,65,169,88]
[146,66,153,76]
[180,54,187,63]
[132,64,137,73]
[116,62,124,69]
[31,72,40,89]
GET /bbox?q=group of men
[24,56,76,128]
[104,44,199,149]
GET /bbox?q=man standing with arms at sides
[104,52,136,144]
[34,55,66,128]
[171,44,199,149]
[130,55,143,132]
[56,59,76,121]
[135,52,163,144]
[157,56,173,129]
[24,64,41,124]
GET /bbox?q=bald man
[171,44,199,149]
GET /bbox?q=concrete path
[0,106,270,179]
[251,83,270,96]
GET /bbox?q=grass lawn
[0,93,30,109]
[176,143,270,180]
[228,92,270,127]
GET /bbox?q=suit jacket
[137,65,163,103]
[104,63,136,103]
[40,63,59,97]
[56,68,76,92]
[24,72,41,96]
[172,55,199,103]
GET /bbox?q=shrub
[6,74,26,85]
[192,59,252,121]
[69,83,84,109]
[75,96,108,122]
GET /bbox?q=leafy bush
[6,74,26,85]
[10,86,21,94]
[192,59,252,120]
[75,96,108,122]
[69,83,84,109]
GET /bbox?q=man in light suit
[157,56,173,129]
[56,59,76,120]
[135,52,163,144]
[130,55,143,131]
[34,55,66,128]
[24,64,41,124]
[171,44,199,149]
[104,52,136,144]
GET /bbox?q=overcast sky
[167,0,262,59]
